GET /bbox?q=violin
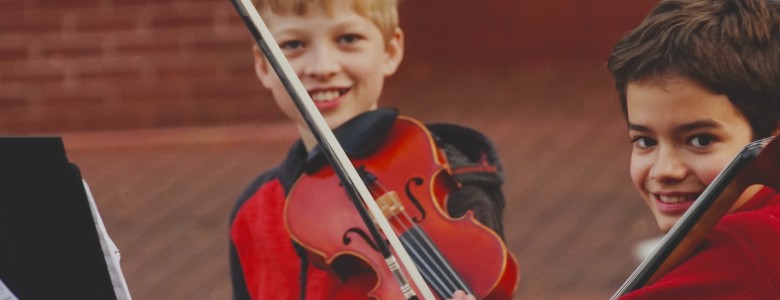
[611,136,780,298]
[286,109,519,299]
[229,0,519,298]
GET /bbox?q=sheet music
[0,278,19,300]
[83,180,132,300]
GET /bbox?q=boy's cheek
[692,155,735,186]
[629,157,649,189]
[698,168,723,187]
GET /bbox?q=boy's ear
[252,44,277,89]
[383,28,404,77]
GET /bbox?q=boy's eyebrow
[677,119,720,132]
[627,119,721,132]
[333,20,371,31]
[627,123,650,132]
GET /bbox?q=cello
[229,0,519,299]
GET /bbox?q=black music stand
[0,137,116,299]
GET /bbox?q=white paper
[83,180,132,300]
[0,278,19,300]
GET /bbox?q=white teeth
[310,91,340,102]
[657,195,695,204]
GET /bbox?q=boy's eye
[280,40,304,51]
[689,135,715,148]
[337,34,361,44]
[632,136,657,149]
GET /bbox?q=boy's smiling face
[626,75,756,233]
[253,3,403,148]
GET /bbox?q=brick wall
[0,0,263,133]
[0,0,656,133]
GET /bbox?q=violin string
[387,209,456,297]
[404,226,462,296]
[387,211,451,296]
[407,215,472,295]
[394,190,473,296]
[398,228,451,297]
[367,180,448,297]
[370,178,471,297]
[392,208,471,296]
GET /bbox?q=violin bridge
[376,191,404,219]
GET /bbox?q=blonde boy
[229,1,508,299]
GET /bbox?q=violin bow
[611,136,780,298]
[229,1,435,299]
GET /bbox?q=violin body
[285,115,519,299]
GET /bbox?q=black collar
[304,108,398,174]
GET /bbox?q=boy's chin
[323,114,350,129]
[655,216,680,233]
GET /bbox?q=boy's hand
[448,290,476,300]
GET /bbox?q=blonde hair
[251,0,399,42]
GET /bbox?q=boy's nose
[302,47,340,80]
[650,147,687,182]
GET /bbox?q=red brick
[75,13,137,33]
[0,96,29,108]
[1,69,64,85]
[155,63,219,80]
[191,36,247,53]
[36,0,101,9]
[175,0,223,4]
[0,13,61,35]
[150,13,213,30]
[70,57,144,83]
[44,94,105,107]
[79,68,140,82]
[115,34,181,56]
[186,76,252,96]
[116,81,188,103]
[117,41,181,55]
[0,47,28,62]
[39,39,103,59]
[42,46,102,59]
[108,0,171,7]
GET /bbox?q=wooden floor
[57,63,659,299]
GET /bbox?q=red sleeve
[231,179,302,299]
[621,206,780,299]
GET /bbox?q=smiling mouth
[654,193,699,204]
[309,88,349,102]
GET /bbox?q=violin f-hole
[405,177,427,222]
[343,228,381,252]
[358,166,428,222]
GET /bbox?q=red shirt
[231,179,373,299]
[622,187,780,299]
